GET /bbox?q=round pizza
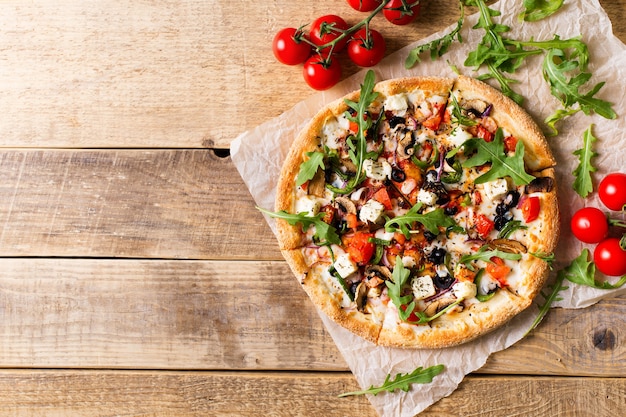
[269,71,559,348]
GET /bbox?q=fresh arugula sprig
[525,249,626,336]
[449,93,478,128]
[459,245,522,269]
[386,257,463,324]
[338,364,445,397]
[256,206,340,246]
[454,128,535,186]
[405,0,466,68]
[519,0,565,22]
[497,220,527,239]
[524,268,568,337]
[326,70,379,195]
[572,125,598,198]
[296,151,325,187]
[384,203,457,238]
[563,249,626,289]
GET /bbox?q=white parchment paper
[231,0,626,414]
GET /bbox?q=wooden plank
[0,0,463,149]
[0,370,623,416]
[0,0,622,149]
[0,150,281,260]
[0,258,624,376]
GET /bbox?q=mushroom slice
[461,98,488,116]
[307,168,326,198]
[334,197,356,216]
[354,282,369,312]
[525,176,554,194]
[423,296,459,317]
[364,265,392,288]
[488,238,528,254]
[396,131,416,160]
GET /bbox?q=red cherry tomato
[570,207,609,243]
[309,15,349,51]
[521,196,540,223]
[343,231,375,265]
[594,238,626,277]
[383,0,421,25]
[475,213,495,239]
[303,55,342,90]
[486,256,511,284]
[346,0,382,12]
[272,27,312,66]
[599,172,626,211]
[347,28,386,67]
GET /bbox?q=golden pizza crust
[274,75,559,349]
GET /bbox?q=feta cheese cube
[447,126,473,148]
[363,159,392,181]
[482,178,509,201]
[295,196,321,217]
[412,275,437,300]
[333,253,357,278]
[452,281,477,300]
[359,199,385,224]
[322,117,346,149]
[417,189,438,206]
[384,94,408,115]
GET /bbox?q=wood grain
[0,150,280,260]
[1,0,622,149]
[0,370,623,416]
[0,258,624,375]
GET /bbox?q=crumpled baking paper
[230,0,626,414]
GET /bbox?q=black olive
[388,116,405,129]
[349,282,360,298]
[424,231,438,242]
[503,190,520,208]
[391,167,406,182]
[436,194,450,205]
[494,212,513,231]
[434,273,454,289]
[425,170,439,184]
[428,247,447,265]
[444,205,458,216]
[495,202,509,216]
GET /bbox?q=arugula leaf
[338,364,445,397]
[563,249,626,289]
[460,129,535,186]
[449,93,478,128]
[545,108,579,136]
[384,204,457,237]
[572,125,598,198]
[295,151,325,187]
[519,0,565,22]
[256,207,341,246]
[405,1,465,68]
[459,245,522,267]
[386,256,414,320]
[542,47,616,131]
[530,251,555,269]
[328,70,379,195]
[524,269,568,336]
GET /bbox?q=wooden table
[1,0,625,415]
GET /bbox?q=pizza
[269,71,559,348]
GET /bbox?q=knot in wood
[592,328,616,351]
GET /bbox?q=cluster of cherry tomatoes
[272,0,421,90]
[570,172,626,276]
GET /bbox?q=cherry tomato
[372,187,393,210]
[599,172,626,211]
[383,0,421,25]
[486,257,511,284]
[594,238,626,277]
[343,231,375,265]
[570,207,609,243]
[346,0,382,12]
[272,27,312,66]
[303,54,342,90]
[475,213,495,239]
[309,15,349,51]
[347,28,386,67]
[521,196,540,223]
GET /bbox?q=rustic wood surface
[0,0,625,416]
